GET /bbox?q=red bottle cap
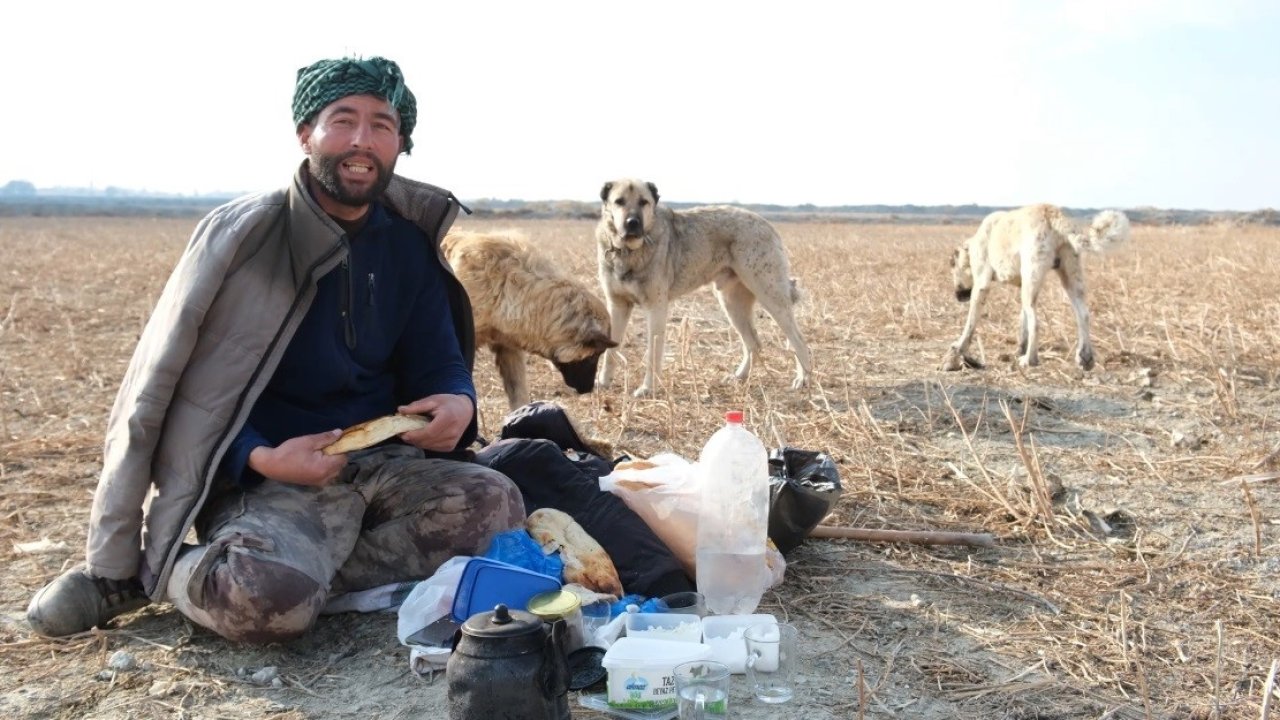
[725,410,744,424]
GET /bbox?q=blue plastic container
[450,557,561,622]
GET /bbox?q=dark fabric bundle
[475,402,694,598]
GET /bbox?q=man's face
[298,94,404,211]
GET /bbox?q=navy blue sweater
[223,202,474,486]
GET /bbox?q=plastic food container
[624,612,703,643]
[601,637,713,710]
[700,614,777,673]
[450,557,560,622]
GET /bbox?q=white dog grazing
[942,204,1130,372]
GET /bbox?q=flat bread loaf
[613,459,658,472]
[526,508,623,597]
[322,414,430,455]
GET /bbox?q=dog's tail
[1053,209,1129,254]
[1082,210,1131,254]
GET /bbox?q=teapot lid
[461,603,545,639]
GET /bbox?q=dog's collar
[604,244,639,282]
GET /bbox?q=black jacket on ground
[473,404,692,598]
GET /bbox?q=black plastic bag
[767,447,842,554]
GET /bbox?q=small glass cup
[674,659,730,719]
[580,600,612,646]
[657,591,707,617]
[745,622,798,704]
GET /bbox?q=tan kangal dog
[442,230,616,409]
[596,179,812,397]
[943,204,1130,371]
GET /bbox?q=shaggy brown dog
[442,230,616,409]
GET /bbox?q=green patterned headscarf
[292,56,417,154]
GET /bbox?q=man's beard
[308,150,395,207]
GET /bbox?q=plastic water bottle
[695,410,770,615]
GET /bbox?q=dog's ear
[647,182,660,205]
[599,182,613,203]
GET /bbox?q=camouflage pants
[166,446,524,643]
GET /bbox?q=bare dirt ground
[1,215,1278,719]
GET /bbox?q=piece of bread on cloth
[322,414,431,455]
[526,508,624,597]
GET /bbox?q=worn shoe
[26,565,150,637]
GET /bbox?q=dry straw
[3,216,1278,718]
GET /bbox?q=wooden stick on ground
[811,525,997,548]
[1262,658,1278,720]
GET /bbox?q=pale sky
[4,0,1277,210]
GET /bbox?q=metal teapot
[446,604,570,720]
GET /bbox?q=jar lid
[527,589,581,619]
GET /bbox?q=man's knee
[464,466,526,530]
[423,466,525,555]
[184,551,327,644]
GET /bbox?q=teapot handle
[541,618,571,697]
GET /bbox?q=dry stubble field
[1,214,1278,719]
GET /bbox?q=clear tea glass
[674,660,730,719]
[658,591,707,616]
[744,622,798,704]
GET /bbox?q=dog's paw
[942,349,983,371]
[1076,346,1095,371]
[632,385,654,398]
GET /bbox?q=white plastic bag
[396,556,471,673]
[599,454,700,576]
[396,555,471,644]
[599,454,786,586]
